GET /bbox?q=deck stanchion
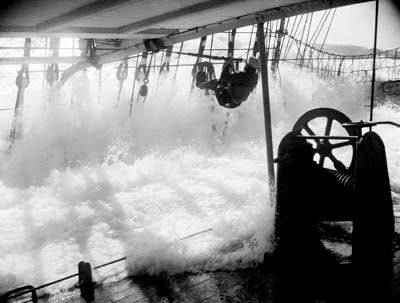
[257,22,275,194]
[369,0,379,123]
[78,261,95,302]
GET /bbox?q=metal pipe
[369,0,379,122]
[257,22,275,192]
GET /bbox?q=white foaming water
[0,64,399,294]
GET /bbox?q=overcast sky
[325,0,400,49]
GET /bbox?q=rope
[191,36,207,91]
[136,52,154,103]
[41,38,48,109]
[116,59,129,107]
[98,68,102,104]
[319,8,337,53]
[10,38,31,145]
[295,13,309,62]
[301,12,314,66]
[282,15,299,59]
[245,25,255,62]
[285,14,304,59]
[311,9,331,47]
[173,42,184,80]
[4,228,215,301]
[129,55,140,116]
[208,34,214,62]
[278,17,290,60]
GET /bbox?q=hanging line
[266,21,273,61]
[278,17,290,60]
[10,38,31,145]
[98,68,102,104]
[319,8,337,54]
[282,15,300,59]
[221,29,238,139]
[173,42,184,80]
[41,38,48,109]
[246,25,255,61]
[46,38,60,86]
[154,45,174,96]
[252,27,259,57]
[227,29,238,70]
[272,19,280,58]
[135,52,148,82]
[337,56,345,77]
[286,14,304,58]
[153,52,157,75]
[296,13,310,66]
[159,45,173,74]
[310,9,331,47]
[191,36,208,91]
[301,11,313,67]
[153,49,165,98]
[271,18,286,73]
[129,55,140,116]
[208,34,214,62]
[314,9,336,71]
[137,52,154,104]
[115,58,129,107]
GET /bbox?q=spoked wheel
[292,108,359,172]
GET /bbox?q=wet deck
[5,215,400,303]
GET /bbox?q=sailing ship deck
[6,215,400,303]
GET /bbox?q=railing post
[257,22,275,196]
[78,261,95,302]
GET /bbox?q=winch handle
[343,120,400,130]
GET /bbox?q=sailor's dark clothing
[196,61,258,108]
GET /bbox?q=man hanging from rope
[195,56,259,109]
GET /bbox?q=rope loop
[159,47,172,74]
[191,61,215,81]
[135,52,148,81]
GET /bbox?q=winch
[274,107,398,303]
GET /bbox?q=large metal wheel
[292,108,358,172]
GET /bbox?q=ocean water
[0,63,399,294]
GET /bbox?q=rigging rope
[301,12,314,67]
[116,58,129,107]
[245,25,255,62]
[191,36,208,91]
[41,38,48,109]
[282,15,300,59]
[10,38,31,145]
[310,9,331,47]
[319,8,337,53]
[98,68,102,104]
[46,38,60,86]
[209,34,214,62]
[137,52,154,103]
[129,55,140,116]
[173,42,184,80]
[295,13,309,63]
